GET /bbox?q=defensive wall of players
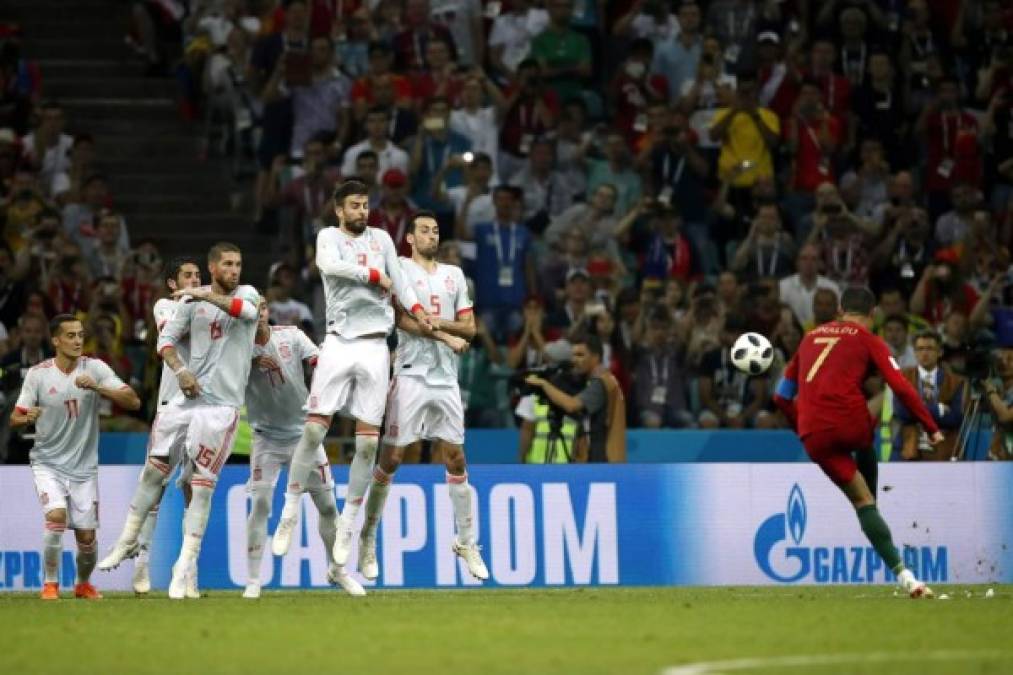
[1,461,1010,592]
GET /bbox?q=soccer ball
[731,332,774,375]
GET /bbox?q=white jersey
[315,225,421,338]
[157,284,260,409]
[14,357,127,480]
[246,326,319,442]
[394,258,472,387]
[154,297,190,410]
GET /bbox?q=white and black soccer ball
[731,332,774,375]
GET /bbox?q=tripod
[953,384,988,461]
[543,410,574,464]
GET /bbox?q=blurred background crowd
[2,0,1013,462]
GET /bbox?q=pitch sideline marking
[660,649,1009,674]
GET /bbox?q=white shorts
[31,465,99,530]
[147,405,189,472]
[307,333,390,427]
[166,404,241,486]
[383,375,465,447]
[248,434,333,493]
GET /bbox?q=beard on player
[417,237,439,260]
[214,269,239,293]
[343,215,368,234]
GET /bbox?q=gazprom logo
[754,484,949,584]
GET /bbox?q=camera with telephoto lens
[963,334,997,387]
[510,363,585,419]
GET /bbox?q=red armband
[368,268,380,285]
[456,307,474,317]
[14,406,27,414]
[158,345,174,357]
[228,297,244,317]
[410,303,424,314]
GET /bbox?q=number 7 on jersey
[806,337,840,382]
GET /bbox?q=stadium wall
[1,463,1010,592]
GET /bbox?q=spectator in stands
[0,37,40,134]
[47,238,91,315]
[586,132,643,220]
[488,0,549,82]
[498,58,558,179]
[458,315,507,428]
[128,0,184,76]
[61,173,130,253]
[779,243,840,328]
[84,209,129,280]
[983,344,1013,460]
[642,113,709,224]
[836,7,872,88]
[804,182,874,285]
[408,36,463,107]
[613,0,680,41]
[265,136,339,251]
[881,314,917,369]
[874,286,930,337]
[641,205,697,283]
[0,313,49,463]
[698,314,770,429]
[289,35,351,157]
[730,203,796,282]
[611,39,669,145]
[0,242,26,327]
[341,105,410,179]
[368,72,419,145]
[808,37,851,120]
[850,50,908,169]
[546,267,592,332]
[632,308,691,429]
[894,329,967,461]
[917,75,982,219]
[753,31,796,122]
[911,251,983,328]
[705,0,760,69]
[349,42,413,122]
[20,101,72,191]
[507,294,551,370]
[530,0,592,104]
[50,134,95,207]
[840,138,890,220]
[509,137,574,229]
[935,182,982,248]
[84,311,147,431]
[450,71,507,176]
[983,89,1013,219]
[266,261,314,334]
[784,78,842,218]
[119,240,162,335]
[710,72,780,193]
[653,1,703,102]
[469,185,534,342]
[539,226,589,312]
[351,149,381,204]
[392,0,457,71]
[409,96,472,212]
[811,287,840,329]
[544,183,618,253]
[2,169,47,253]
[368,168,415,256]
[447,151,494,240]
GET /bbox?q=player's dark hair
[409,210,439,234]
[572,332,604,360]
[333,179,370,206]
[165,255,201,288]
[49,313,80,337]
[913,329,942,346]
[209,242,241,264]
[840,286,877,316]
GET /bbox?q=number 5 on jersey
[806,337,840,382]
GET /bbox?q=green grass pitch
[1,586,1010,674]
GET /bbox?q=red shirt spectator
[786,82,842,192]
[921,79,982,193]
[499,64,560,158]
[391,0,457,71]
[367,169,415,256]
[612,41,669,144]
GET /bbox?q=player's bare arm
[74,374,141,411]
[395,305,469,353]
[172,287,258,321]
[524,375,583,415]
[10,406,41,428]
[159,345,201,398]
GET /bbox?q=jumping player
[243,300,364,598]
[99,243,260,599]
[11,314,141,600]
[271,179,431,561]
[358,212,488,581]
[773,286,942,598]
[130,255,202,596]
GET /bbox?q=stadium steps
[11,0,274,283]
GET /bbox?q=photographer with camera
[804,182,875,286]
[524,333,626,463]
[982,345,1013,461]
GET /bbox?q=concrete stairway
[7,0,273,286]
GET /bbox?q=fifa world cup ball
[731,332,774,375]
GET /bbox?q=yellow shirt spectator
[711,107,780,188]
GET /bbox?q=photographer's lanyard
[832,241,854,278]
[941,113,962,157]
[727,7,753,45]
[649,355,669,386]
[756,241,780,277]
[663,153,685,185]
[493,222,517,267]
[426,141,450,175]
[841,43,866,83]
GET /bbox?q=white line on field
[660,650,1009,674]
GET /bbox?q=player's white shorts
[307,333,390,427]
[160,404,241,485]
[383,375,465,447]
[31,465,99,530]
[147,405,189,472]
[248,433,333,493]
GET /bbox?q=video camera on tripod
[510,363,586,463]
[954,335,997,460]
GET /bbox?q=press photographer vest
[526,400,578,464]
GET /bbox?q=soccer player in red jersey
[773,286,942,598]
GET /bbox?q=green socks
[857,504,903,572]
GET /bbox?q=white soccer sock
[362,466,393,539]
[43,522,65,584]
[340,433,378,526]
[283,423,329,510]
[177,483,214,568]
[448,472,475,546]
[136,501,162,564]
[121,460,171,545]
[76,539,97,584]
[246,487,272,584]
[309,489,339,565]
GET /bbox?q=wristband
[410,303,424,315]
[368,268,380,285]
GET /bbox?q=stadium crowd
[2,0,1013,462]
